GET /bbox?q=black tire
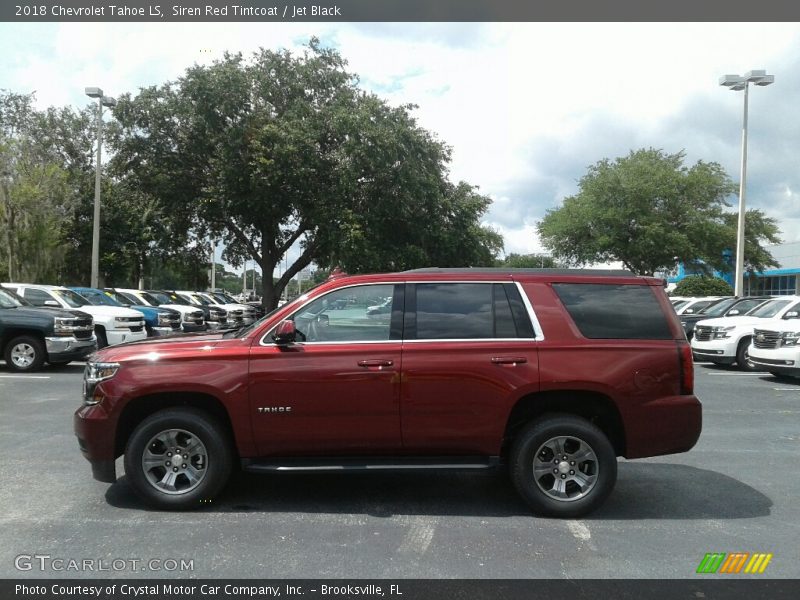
[124,408,233,510]
[95,328,108,349]
[736,338,758,371]
[4,335,46,372]
[510,414,617,518]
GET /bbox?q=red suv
[75,269,701,517]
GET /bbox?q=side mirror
[272,320,296,345]
[44,300,60,307]
[728,309,740,316]
[784,311,799,319]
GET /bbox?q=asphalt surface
[0,360,798,579]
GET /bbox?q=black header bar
[4,0,800,22]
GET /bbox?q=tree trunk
[259,257,279,311]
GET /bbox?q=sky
[2,21,799,276]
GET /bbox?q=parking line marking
[567,520,591,541]
[0,375,51,379]
[704,373,765,376]
[773,388,800,391]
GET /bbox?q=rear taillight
[678,341,694,395]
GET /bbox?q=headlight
[53,317,74,336]
[157,313,171,326]
[782,332,800,347]
[83,362,120,405]
[712,325,736,339]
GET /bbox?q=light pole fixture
[719,70,774,296]
[85,86,117,289]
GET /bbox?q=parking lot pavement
[0,361,798,579]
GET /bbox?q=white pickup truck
[2,283,146,348]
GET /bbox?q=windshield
[672,300,690,310]
[208,292,228,304]
[136,291,160,306]
[146,291,174,305]
[77,289,122,307]
[748,299,792,318]
[53,288,89,308]
[115,291,146,306]
[182,293,208,306]
[0,288,27,308]
[698,297,739,317]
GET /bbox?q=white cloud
[3,21,800,273]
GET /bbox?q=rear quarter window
[552,283,672,340]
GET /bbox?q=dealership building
[664,241,800,296]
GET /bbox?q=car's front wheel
[510,414,617,518]
[4,335,46,372]
[736,338,758,372]
[124,408,233,510]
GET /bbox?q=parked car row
[0,282,261,372]
[689,295,800,376]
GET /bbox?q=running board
[241,456,501,473]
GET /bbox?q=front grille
[229,309,243,316]
[129,325,144,333]
[694,326,713,342]
[753,329,781,349]
[74,329,93,340]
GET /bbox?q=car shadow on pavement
[590,463,772,520]
[105,462,771,520]
[759,374,800,386]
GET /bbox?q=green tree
[0,91,73,282]
[111,39,502,309]
[497,253,560,268]
[673,276,733,296]
[537,148,778,276]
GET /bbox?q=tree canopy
[673,276,734,297]
[111,39,502,308]
[536,148,780,276]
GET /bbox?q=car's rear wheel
[4,335,46,372]
[510,414,617,518]
[124,408,233,510]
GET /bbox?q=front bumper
[749,345,799,375]
[74,403,117,483]
[691,337,737,364]
[181,322,207,333]
[45,335,97,362]
[625,394,703,459]
[148,325,180,337]
[106,329,148,346]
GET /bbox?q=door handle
[358,359,394,368]
[491,356,527,365]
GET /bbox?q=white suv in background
[691,296,800,371]
[749,310,800,379]
[2,283,146,348]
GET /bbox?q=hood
[752,320,800,334]
[159,304,203,315]
[91,331,230,362]
[1,305,92,321]
[695,316,768,328]
[77,305,144,319]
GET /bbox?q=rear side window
[412,283,534,340]
[552,283,672,340]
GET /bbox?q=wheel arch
[502,390,626,458]
[114,392,237,458]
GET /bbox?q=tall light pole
[85,87,116,289]
[719,70,774,296]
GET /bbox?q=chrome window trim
[514,281,545,341]
[259,281,398,347]
[258,279,546,346]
